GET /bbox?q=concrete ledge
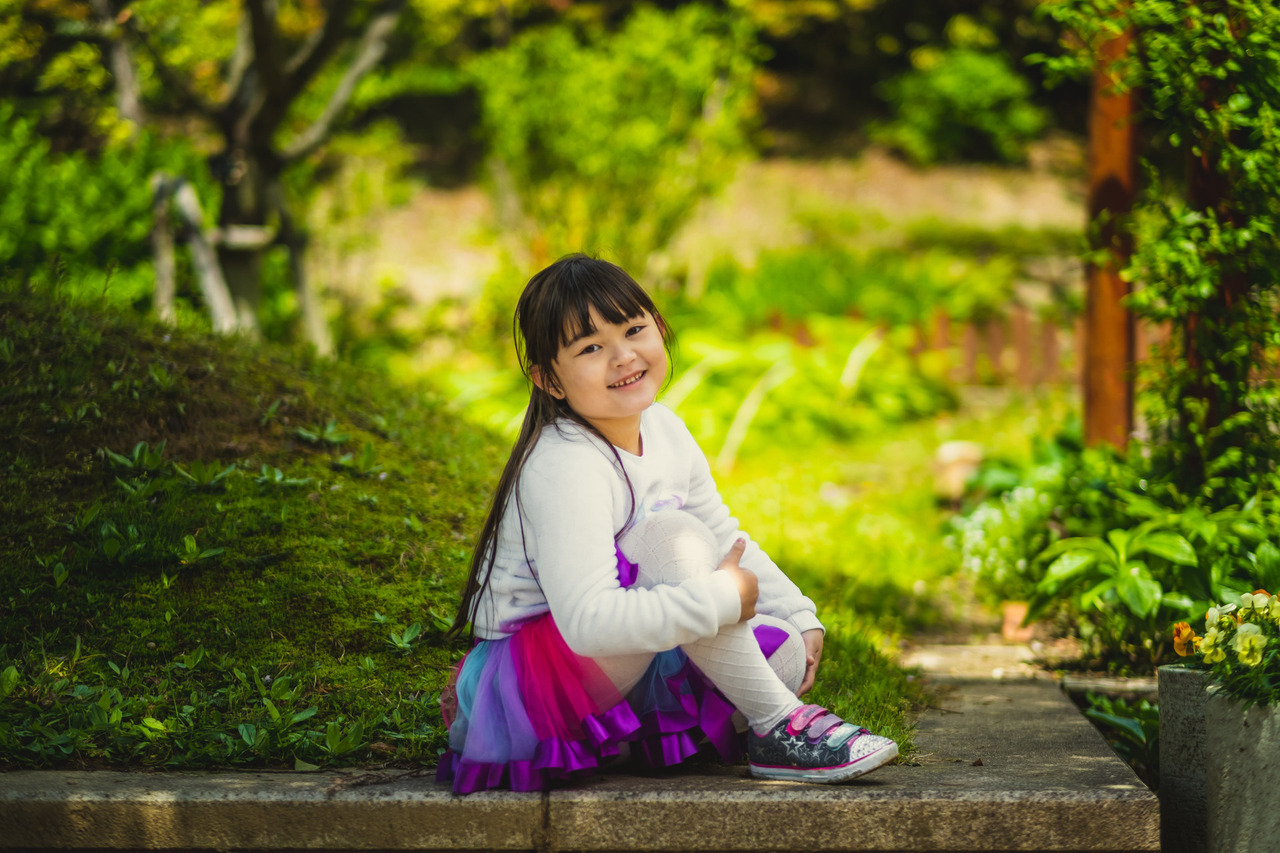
[0,673,1158,852]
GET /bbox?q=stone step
[0,649,1158,853]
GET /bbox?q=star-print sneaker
[747,704,899,783]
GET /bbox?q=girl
[438,255,897,793]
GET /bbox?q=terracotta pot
[1000,600,1034,643]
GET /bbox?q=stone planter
[1159,664,1280,853]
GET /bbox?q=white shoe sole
[749,740,899,784]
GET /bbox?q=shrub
[871,47,1048,165]
[468,4,759,273]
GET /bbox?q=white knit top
[471,403,823,657]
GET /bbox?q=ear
[530,365,565,400]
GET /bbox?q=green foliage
[1035,0,1280,503]
[468,4,760,272]
[1083,693,1160,788]
[0,105,215,297]
[953,433,1280,671]
[872,45,1048,165]
[688,243,1016,332]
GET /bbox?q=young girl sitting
[438,255,898,794]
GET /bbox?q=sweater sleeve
[517,441,743,657]
[666,410,824,635]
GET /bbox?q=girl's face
[538,307,667,450]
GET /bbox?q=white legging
[593,510,806,734]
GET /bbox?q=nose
[611,340,636,367]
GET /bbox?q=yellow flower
[1173,622,1201,657]
[1233,622,1267,668]
[1201,625,1227,664]
[1241,591,1271,612]
[1268,596,1280,623]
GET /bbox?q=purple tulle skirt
[436,547,790,794]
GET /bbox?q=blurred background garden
[3,0,1278,776]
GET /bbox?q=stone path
[0,643,1158,852]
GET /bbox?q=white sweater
[471,403,823,657]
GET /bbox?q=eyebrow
[563,313,645,348]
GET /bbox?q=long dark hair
[448,254,673,638]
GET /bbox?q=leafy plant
[254,465,312,488]
[872,46,1048,164]
[387,623,422,654]
[295,420,349,446]
[173,459,236,490]
[175,535,224,566]
[1084,693,1160,789]
[103,441,167,474]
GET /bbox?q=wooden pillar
[1084,22,1137,448]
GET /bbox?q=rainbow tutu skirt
[436,547,790,794]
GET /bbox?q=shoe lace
[785,705,865,748]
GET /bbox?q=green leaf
[0,665,19,699]
[1135,532,1198,567]
[294,758,320,772]
[239,723,257,746]
[1084,709,1148,745]
[1117,570,1163,619]
[1038,550,1096,591]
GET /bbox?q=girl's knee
[619,510,720,588]
[750,614,806,695]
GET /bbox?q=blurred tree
[469,3,759,275]
[1,0,564,350]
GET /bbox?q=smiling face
[537,306,667,454]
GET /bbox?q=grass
[0,283,500,769]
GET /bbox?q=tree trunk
[277,191,334,357]
[1083,22,1136,449]
[215,148,269,334]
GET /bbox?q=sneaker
[747,704,899,783]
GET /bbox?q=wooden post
[1084,22,1137,447]
[1012,306,1034,388]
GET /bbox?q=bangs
[554,261,654,349]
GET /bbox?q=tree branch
[126,19,218,118]
[280,0,405,163]
[283,0,355,86]
[244,0,284,99]
[87,0,147,127]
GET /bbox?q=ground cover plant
[0,282,500,768]
[0,280,925,769]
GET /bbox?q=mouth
[608,370,646,389]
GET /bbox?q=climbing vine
[1038,0,1280,505]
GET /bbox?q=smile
[608,371,646,389]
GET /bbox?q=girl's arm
[518,442,745,658]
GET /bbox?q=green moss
[0,285,499,768]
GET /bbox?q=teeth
[610,371,644,388]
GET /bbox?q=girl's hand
[798,629,824,695]
[716,539,757,622]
